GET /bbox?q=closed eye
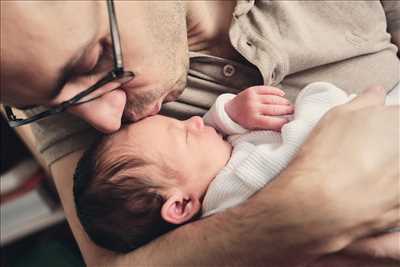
[81,43,112,76]
[88,47,111,74]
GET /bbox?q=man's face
[0,1,189,132]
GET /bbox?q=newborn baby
[73,82,398,252]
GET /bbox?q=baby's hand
[225,86,293,131]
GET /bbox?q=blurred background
[1,116,85,267]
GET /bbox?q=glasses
[5,0,134,128]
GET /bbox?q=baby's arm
[203,86,293,135]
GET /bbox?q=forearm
[52,151,332,267]
[51,150,118,266]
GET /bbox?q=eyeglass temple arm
[107,0,124,70]
[4,71,119,127]
[5,106,17,121]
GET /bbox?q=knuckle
[246,88,257,98]
[267,106,279,114]
[272,96,283,104]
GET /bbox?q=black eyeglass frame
[5,0,134,128]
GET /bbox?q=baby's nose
[187,116,204,130]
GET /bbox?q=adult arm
[16,86,399,266]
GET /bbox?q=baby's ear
[161,192,201,225]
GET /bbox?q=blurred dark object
[1,116,31,173]
[1,221,85,267]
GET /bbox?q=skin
[106,115,232,224]
[1,1,190,132]
[225,86,294,130]
[1,1,399,266]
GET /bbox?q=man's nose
[186,116,204,130]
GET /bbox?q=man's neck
[185,1,241,61]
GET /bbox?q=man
[1,1,399,266]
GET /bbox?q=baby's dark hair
[73,136,178,253]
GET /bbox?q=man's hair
[73,137,178,253]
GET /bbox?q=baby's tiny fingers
[253,116,289,131]
[253,86,285,96]
[260,104,294,115]
[260,95,291,105]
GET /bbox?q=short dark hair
[73,136,178,253]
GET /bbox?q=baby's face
[110,115,232,198]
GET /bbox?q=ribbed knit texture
[202,82,399,217]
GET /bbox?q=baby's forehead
[101,119,164,155]
[128,115,170,131]
[108,120,149,144]
[99,115,175,163]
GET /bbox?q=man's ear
[161,192,201,225]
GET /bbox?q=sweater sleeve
[202,93,249,136]
[381,0,400,33]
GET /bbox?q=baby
[73,82,399,252]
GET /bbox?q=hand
[225,85,293,131]
[281,85,399,253]
[343,231,400,261]
[307,252,399,267]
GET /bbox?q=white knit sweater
[202,82,399,217]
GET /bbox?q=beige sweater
[230,0,400,100]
